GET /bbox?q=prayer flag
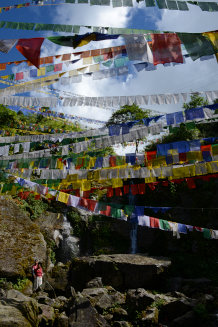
[16,38,44,68]
[151,33,183,65]
[177,33,215,61]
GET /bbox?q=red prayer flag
[54,63,63,72]
[109,156,116,167]
[146,151,157,161]
[201,145,212,152]
[100,205,111,216]
[115,187,122,197]
[15,72,24,80]
[107,187,114,197]
[123,185,129,194]
[87,199,97,211]
[186,178,196,189]
[138,183,146,194]
[150,217,160,228]
[131,184,138,195]
[151,33,183,66]
[16,38,44,68]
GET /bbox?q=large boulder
[126,288,155,311]
[0,197,47,278]
[69,295,110,327]
[70,254,171,291]
[0,289,39,326]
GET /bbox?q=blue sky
[0,0,218,126]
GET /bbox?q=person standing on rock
[34,262,43,291]
[32,259,38,291]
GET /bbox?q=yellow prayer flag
[83,57,93,65]
[89,64,100,73]
[58,192,69,204]
[37,67,46,77]
[111,178,123,188]
[81,180,91,191]
[69,70,78,76]
[203,32,218,61]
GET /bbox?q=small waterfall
[58,215,80,263]
[129,180,137,254]
[130,221,138,254]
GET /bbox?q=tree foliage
[0,105,18,128]
[0,105,81,133]
[183,94,209,110]
[106,104,151,126]
[145,123,200,151]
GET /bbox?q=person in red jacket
[32,259,38,291]
[34,262,43,291]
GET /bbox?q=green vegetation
[0,105,81,133]
[14,193,48,220]
[183,94,209,110]
[106,104,150,126]
[13,278,30,292]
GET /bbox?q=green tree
[213,98,218,104]
[0,105,18,128]
[183,94,209,110]
[105,104,150,126]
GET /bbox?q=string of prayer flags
[8,174,218,240]
[1,0,218,12]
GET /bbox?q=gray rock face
[81,287,125,311]
[69,295,110,327]
[70,254,171,291]
[0,197,47,278]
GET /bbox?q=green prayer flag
[93,55,104,63]
[66,0,75,2]
[198,1,218,11]
[46,65,54,73]
[5,21,19,29]
[177,33,215,61]
[102,59,113,67]
[53,24,73,32]
[0,21,5,29]
[47,36,75,47]
[35,23,54,31]
[90,0,101,5]
[166,0,178,9]
[159,219,171,230]
[203,228,211,239]
[114,57,129,68]
[177,1,189,10]
[156,0,167,8]
[101,0,111,5]
[112,0,123,7]
[73,25,80,33]
[78,0,88,3]
[123,0,133,6]
[111,207,122,219]
[145,0,155,6]
[18,22,34,30]
[124,205,134,216]
[8,74,14,81]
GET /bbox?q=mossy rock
[0,197,47,278]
